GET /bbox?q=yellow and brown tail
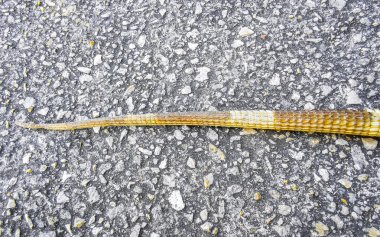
[15,110,380,137]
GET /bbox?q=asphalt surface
[1,0,380,236]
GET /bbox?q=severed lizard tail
[15,110,380,137]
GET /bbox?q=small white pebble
[231,40,244,48]
[93,127,101,133]
[126,97,134,112]
[23,97,36,109]
[174,130,185,140]
[203,173,214,188]
[159,158,167,169]
[304,102,315,110]
[269,74,281,86]
[200,209,208,221]
[22,153,32,164]
[186,158,196,169]
[278,204,292,216]
[361,138,378,150]
[77,67,91,74]
[195,67,210,82]
[94,55,102,66]
[346,90,362,105]
[79,74,93,83]
[168,190,185,211]
[238,27,254,37]
[318,168,330,182]
[188,42,198,50]
[137,35,146,47]
[206,129,218,141]
[338,179,352,189]
[181,86,192,95]
[200,222,213,232]
[37,107,49,116]
[291,91,300,101]
[6,199,16,209]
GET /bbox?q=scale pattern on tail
[16,110,380,137]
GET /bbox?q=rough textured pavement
[1,0,380,236]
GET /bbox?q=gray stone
[188,42,198,50]
[338,179,352,189]
[269,74,281,86]
[186,158,196,169]
[206,129,218,141]
[98,163,112,175]
[200,209,208,221]
[305,0,316,8]
[273,225,290,237]
[195,67,210,82]
[163,174,176,187]
[203,173,214,188]
[168,190,185,211]
[137,35,146,47]
[106,137,114,149]
[335,138,348,146]
[341,206,350,215]
[226,184,243,195]
[138,147,153,156]
[174,130,185,140]
[126,97,134,112]
[357,174,369,182]
[329,0,346,10]
[77,67,91,74]
[238,27,254,37]
[346,90,362,105]
[289,150,304,161]
[231,40,244,48]
[23,97,36,109]
[79,74,93,83]
[37,107,49,116]
[315,221,329,236]
[200,222,213,232]
[318,168,330,182]
[87,187,100,204]
[159,158,168,169]
[181,86,192,95]
[320,85,333,96]
[278,204,291,216]
[22,153,31,164]
[361,138,378,150]
[291,91,300,101]
[351,145,368,170]
[130,224,141,237]
[39,232,56,237]
[327,202,336,213]
[194,2,202,14]
[6,198,16,209]
[25,214,34,229]
[56,191,69,204]
[92,227,103,235]
[107,204,125,220]
[331,215,343,229]
[93,55,102,66]
[269,190,281,200]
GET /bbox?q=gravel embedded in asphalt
[0,0,379,236]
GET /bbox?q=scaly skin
[15,110,380,137]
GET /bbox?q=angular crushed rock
[1,0,379,236]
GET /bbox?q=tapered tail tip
[15,121,41,129]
